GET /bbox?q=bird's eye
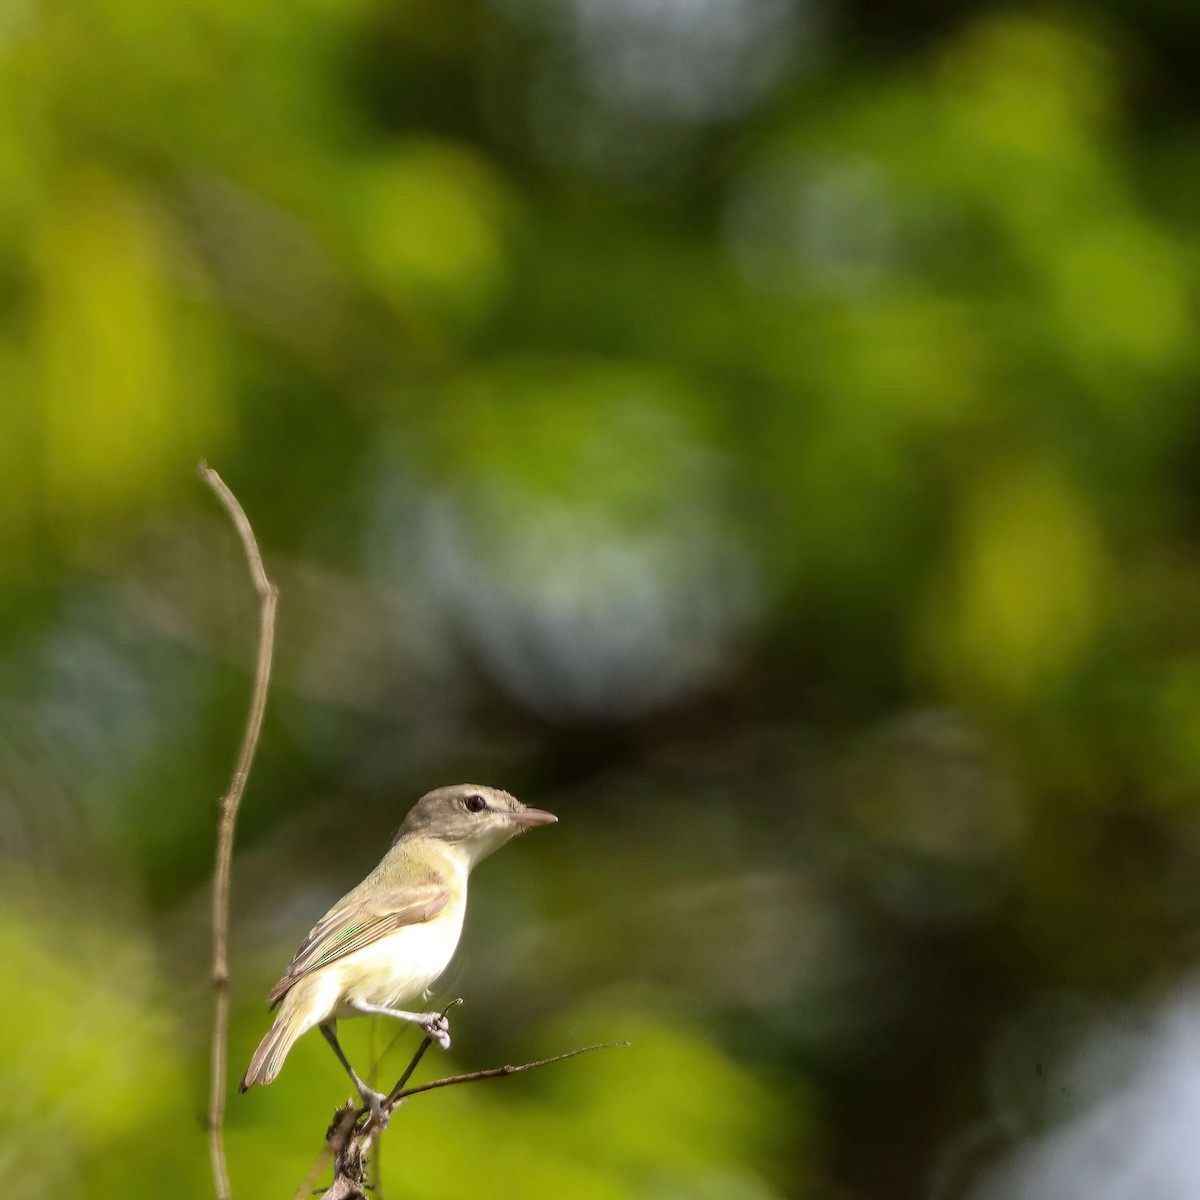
[464,794,487,814]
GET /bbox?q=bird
[239,784,557,1122]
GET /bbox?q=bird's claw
[421,1013,451,1050]
[360,1086,390,1129]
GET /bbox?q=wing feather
[266,878,449,1008]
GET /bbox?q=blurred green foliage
[2,0,1200,1196]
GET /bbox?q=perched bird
[239,784,557,1121]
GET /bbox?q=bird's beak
[511,807,558,828]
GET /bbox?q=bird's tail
[240,998,308,1092]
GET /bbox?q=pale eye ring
[464,794,487,814]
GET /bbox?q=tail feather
[240,1006,307,1092]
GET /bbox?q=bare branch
[384,997,463,1105]
[201,462,279,1200]
[390,1042,629,1103]
[292,1145,337,1200]
[292,1105,358,1200]
[312,1029,627,1200]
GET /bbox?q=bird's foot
[359,1085,390,1129]
[419,1012,451,1050]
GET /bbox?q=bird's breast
[332,901,466,1014]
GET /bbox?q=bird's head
[395,784,557,866]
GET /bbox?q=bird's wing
[266,878,449,1008]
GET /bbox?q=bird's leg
[346,1000,452,1050]
[320,1021,389,1128]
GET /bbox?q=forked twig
[201,462,279,1200]
[312,1019,627,1200]
[385,997,463,1103]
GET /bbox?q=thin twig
[368,1021,383,1200]
[201,462,279,1200]
[316,1039,628,1200]
[294,1104,358,1200]
[294,1000,461,1200]
[384,998,463,1106]
[292,1145,337,1200]
[390,1043,628,1103]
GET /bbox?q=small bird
[239,784,557,1121]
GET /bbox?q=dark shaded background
[3,1,1200,1196]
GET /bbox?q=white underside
[286,898,466,1029]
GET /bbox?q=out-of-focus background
[3,1,1200,1197]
